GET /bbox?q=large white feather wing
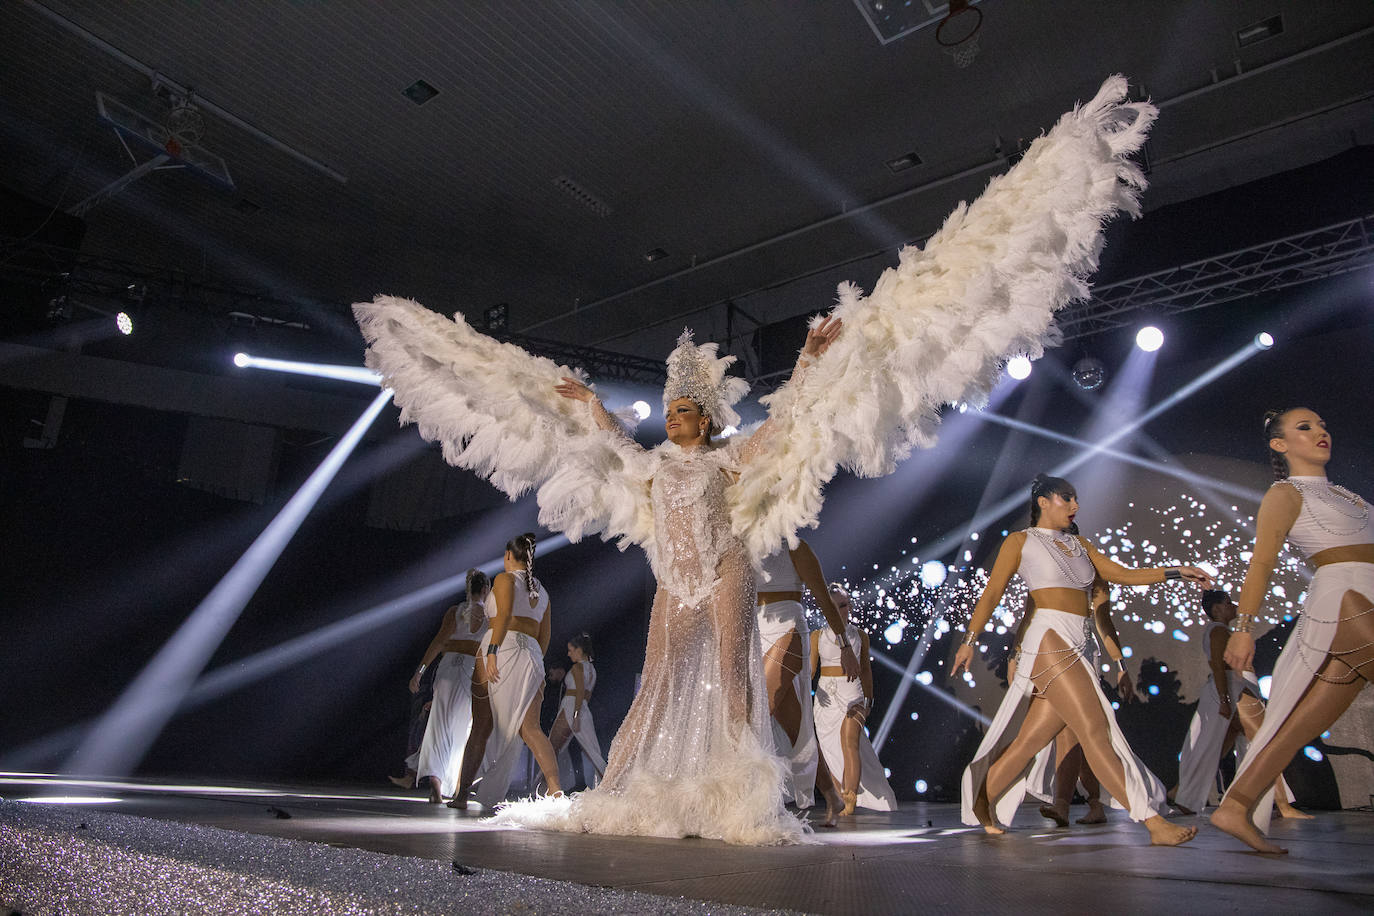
[353,296,653,548]
[733,76,1157,559]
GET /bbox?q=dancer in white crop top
[547,633,606,791]
[452,533,562,810]
[1213,408,1374,853]
[956,473,1212,846]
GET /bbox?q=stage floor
[3,773,1373,914]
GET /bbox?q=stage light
[66,389,394,776]
[1254,331,1274,349]
[919,561,948,589]
[632,400,652,421]
[115,312,134,335]
[915,779,928,794]
[1006,356,1032,380]
[232,352,383,386]
[1136,326,1164,352]
[1072,356,1106,390]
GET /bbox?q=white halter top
[817,624,862,667]
[485,570,549,623]
[1281,477,1372,557]
[1018,527,1096,592]
[564,660,596,696]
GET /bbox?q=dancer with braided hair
[451,533,562,810]
[1212,408,1373,853]
[957,474,1212,845]
[355,76,1158,844]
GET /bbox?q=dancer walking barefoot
[810,584,897,818]
[355,76,1157,843]
[957,474,1211,845]
[1170,589,1307,819]
[1211,409,1372,854]
[411,569,490,802]
[451,534,562,809]
[548,633,607,791]
[757,541,859,811]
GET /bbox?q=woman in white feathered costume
[810,584,896,816]
[355,76,1157,845]
[1213,408,1372,854]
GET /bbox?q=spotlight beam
[869,650,990,726]
[234,353,383,386]
[65,389,394,776]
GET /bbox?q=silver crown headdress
[662,329,750,432]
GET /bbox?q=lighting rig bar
[1057,213,1374,340]
[1,236,666,384]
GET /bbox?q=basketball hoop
[936,0,983,68]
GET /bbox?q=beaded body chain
[1015,529,1096,695]
[1287,478,1369,537]
[1026,528,1096,590]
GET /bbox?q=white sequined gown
[494,441,806,845]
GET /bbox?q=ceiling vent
[553,175,612,217]
[885,151,923,173]
[1236,15,1283,48]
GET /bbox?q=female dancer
[810,584,897,816]
[355,76,1157,844]
[549,633,606,791]
[1171,589,1307,819]
[758,541,859,810]
[1212,408,1372,853]
[410,569,490,802]
[451,534,562,809]
[956,474,1211,845]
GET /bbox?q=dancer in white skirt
[451,533,562,809]
[810,584,896,816]
[956,473,1211,845]
[354,76,1158,844]
[410,569,490,802]
[757,542,859,814]
[1213,408,1373,853]
[1170,589,1307,819]
[549,633,606,791]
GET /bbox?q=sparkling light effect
[915,779,929,793]
[115,312,133,335]
[919,561,948,589]
[632,400,652,421]
[1136,326,1164,352]
[1007,356,1033,380]
[1303,746,1324,762]
[1259,675,1272,700]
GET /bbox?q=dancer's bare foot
[427,779,444,804]
[446,794,469,811]
[1076,800,1107,825]
[820,786,842,827]
[1276,801,1313,820]
[840,789,858,817]
[1145,814,1197,846]
[387,773,413,790]
[973,793,1005,835]
[1039,800,1070,827]
[1210,800,1285,854]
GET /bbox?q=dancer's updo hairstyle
[1201,589,1230,620]
[569,632,595,661]
[1028,473,1076,526]
[506,532,540,604]
[464,567,491,628]
[1263,408,1297,481]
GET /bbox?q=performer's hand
[408,672,422,695]
[1178,566,1214,587]
[485,654,501,684]
[1218,696,1233,720]
[1224,631,1255,673]
[839,644,860,681]
[802,315,842,360]
[554,376,595,402]
[1116,669,1136,703]
[953,644,975,675]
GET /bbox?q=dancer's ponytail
[1263,409,1293,481]
[506,532,540,604]
[464,568,491,629]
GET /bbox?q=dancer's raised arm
[1225,484,1301,672]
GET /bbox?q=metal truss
[1056,213,1374,340]
[0,236,665,384]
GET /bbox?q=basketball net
[942,31,980,68]
[936,1,982,68]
